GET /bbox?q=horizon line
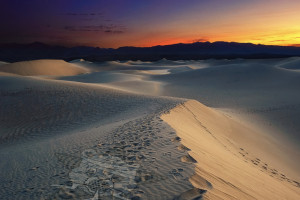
[1,41,300,49]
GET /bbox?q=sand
[0,64,195,199]
[0,58,299,199]
[154,59,300,150]
[162,100,300,199]
[0,59,89,76]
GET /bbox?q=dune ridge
[155,59,300,150]
[161,100,300,199]
[0,59,89,76]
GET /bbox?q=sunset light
[1,0,300,48]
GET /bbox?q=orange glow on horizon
[115,33,300,48]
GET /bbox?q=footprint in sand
[53,149,140,199]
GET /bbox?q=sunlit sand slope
[161,100,300,199]
[156,59,300,156]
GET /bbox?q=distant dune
[277,57,300,70]
[0,59,89,76]
[0,71,17,76]
[0,61,8,66]
[168,66,194,73]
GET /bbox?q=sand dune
[157,61,300,90]
[0,61,8,66]
[0,71,18,76]
[156,62,300,111]
[58,60,206,95]
[71,59,205,73]
[0,75,174,143]
[60,58,300,155]
[155,60,300,148]
[1,57,300,199]
[71,59,168,72]
[162,100,300,199]
[0,74,200,199]
[0,59,89,76]
[58,70,166,95]
[58,71,140,84]
[276,57,300,70]
[168,66,194,73]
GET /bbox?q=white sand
[162,100,300,199]
[0,58,299,199]
[0,65,194,199]
[0,59,89,76]
[155,59,300,150]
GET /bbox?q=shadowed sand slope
[161,100,300,199]
[0,75,179,144]
[276,57,300,70]
[0,74,203,199]
[0,59,89,76]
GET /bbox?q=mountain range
[1,41,300,62]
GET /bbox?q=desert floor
[0,58,299,199]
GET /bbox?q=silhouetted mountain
[1,42,300,62]
[0,42,112,62]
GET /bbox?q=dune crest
[0,59,89,76]
[161,100,300,199]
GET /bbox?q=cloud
[190,38,209,43]
[62,12,104,22]
[289,44,300,47]
[63,24,126,33]
[270,40,287,42]
[65,13,103,16]
[104,30,125,34]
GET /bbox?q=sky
[0,0,300,48]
